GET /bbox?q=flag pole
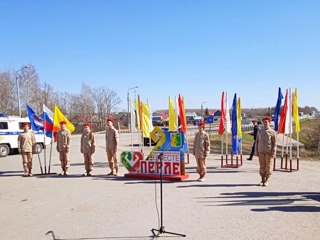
[43,131,47,174]
[138,95,144,154]
[226,132,228,160]
[130,127,133,151]
[289,88,293,162]
[297,132,299,159]
[285,133,289,168]
[129,98,133,151]
[221,134,224,156]
[225,92,228,161]
[37,151,44,174]
[220,133,224,167]
[48,138,53,174]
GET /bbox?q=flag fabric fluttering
[147,100,154,133]
[43,104,54,138]
[135,98,141,130]
[141,102,151,138]
[237,97,242,138]
[225,92,231,133]
[178,95,187,133]
[278,89,288,134]
[168,96,177,131]
[26,104,44,131]
[237,97,242,152]
[175,97,180,128]
[138,95,143,132]
[274,87,283,132]
[53,105,75,141]
[286,88,292,135]
[293,88,300,133]
[231,93,238,154]
[218,91,225,135]
[130,99,137,132]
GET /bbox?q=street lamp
[201,101,206,121]
[127,86,138,131]
[16,66,29,117]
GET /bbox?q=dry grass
[187,118,320,160]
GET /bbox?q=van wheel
[35,143,43,154]
[0,144,10,157]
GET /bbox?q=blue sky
[1,0,319,112]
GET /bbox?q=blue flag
[231,93,237,154]
[26,104,44,131]
[274,87,283,132]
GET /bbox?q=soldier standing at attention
[105,118,119,176]
[193,121,210,182]
[81,123,95,176]
[56,121,71,175]
[255,116,276,187]
[18,123,36,177]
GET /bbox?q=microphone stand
[151,152,186,238]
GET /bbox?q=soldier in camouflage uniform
[56,121,71,175]
[18,123,36,177]
[105,118,119,176]
[255,116,276,186]
[81,123,95,176]
[193,121,210,182]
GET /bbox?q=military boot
[259,177,265,186]
[264,177,269,187]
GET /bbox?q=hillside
[292,117,320,157]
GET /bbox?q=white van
[0,114,51,157]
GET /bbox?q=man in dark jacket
[247,120,259,160]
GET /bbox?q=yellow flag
[237,97,242,138]
[169,96,177,131]
[141,102,150,138]
[293,88,300,133]
[53,104,75,134]
[135,99,140,129]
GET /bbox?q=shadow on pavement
[252,205,320,212]
[0,170,23,177]
[177,183,258,188]
[91,175,176,185]
[185,166,241,174]
[200,191,320,212]
[45,230,160,240]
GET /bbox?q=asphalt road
[1,132,319,240]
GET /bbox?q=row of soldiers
[19,116,275,187]
[17,118,118,177]
[191,116,276,186]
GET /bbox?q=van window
[0,122,8,130]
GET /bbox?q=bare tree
[0,71,16,114]
[40,82,54,108]
[19,65,41,109]
[318,133,320,154]
[1,65,122,131]
[91,86,121,130]
[105,88,121,115]
[79,83,95,121]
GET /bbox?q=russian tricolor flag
[26,104,44,131]
[43,104,54,138]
